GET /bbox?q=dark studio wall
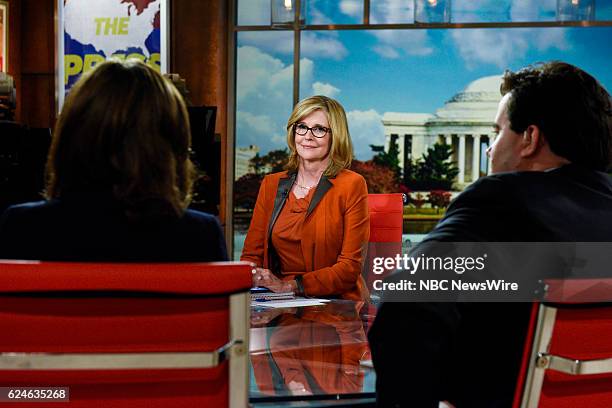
[6,0,230,224]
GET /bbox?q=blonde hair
[286,95,354,177]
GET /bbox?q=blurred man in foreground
[368,61,612,407]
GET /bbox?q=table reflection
[249,300,375,399]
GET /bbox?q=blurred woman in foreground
[0,59,227,261]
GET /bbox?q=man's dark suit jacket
[0,192,228,262]
[368,164,612,408]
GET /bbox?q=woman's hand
[251,307,284,326]
[287,380,312,396]
[252,267,269,287]
[252,267,276,287]
[251,307,298,327]
[252,267,295,293]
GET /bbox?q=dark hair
[46,59,195,217]
[501,61,612,172]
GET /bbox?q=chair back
[364,194,404,287]
[515,279,612,407]
[0,261,252,408]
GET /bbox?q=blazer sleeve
[240,176,270,267]
[298,176,369,296]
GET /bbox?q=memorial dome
[431,75,503,123]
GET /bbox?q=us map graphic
[63,0,161,92]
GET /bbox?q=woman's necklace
[295,181,316,191]
[296,171,322,191]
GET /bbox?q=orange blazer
[250,306,368,396]
[241,169,370,301]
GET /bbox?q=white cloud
[235,110,286,147]
[371,30,433,58]
[301,32,348,60]
[372,45,400,59]
[237,112,275,135]
[312,81,340,98]
[452,0,556,22]
[308,0,362,23]
[346,110,385,160]
[236,45,386,160]
[236,46,316,152]
[510,0,556,21]
[236,0,269,25]
[237,46,316,106]
[299,59,315,97]
[239,31,348,61]
[532,28,569,51]
[307,1,333,25]
[341,1,425,59]
[235,46,383,162]
[339,0,362,18]
[451,28,568,69]
[370,0,414,24]
[239,31,294,56]
[453,0,496,14]
[236,46,287,102]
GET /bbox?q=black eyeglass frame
[289,123,332,138]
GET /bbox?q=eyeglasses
[292,123,331,138]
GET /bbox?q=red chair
[514,279,612,407]
[0,260,252,408]
[364,193,404,289]
[361,194,404,336]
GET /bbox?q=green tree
[370,135,401,180]
[249,153,264,176]
[420,143,459,185]
[250,149,289,175]
[406,143,458,190]
[403,159,419,186]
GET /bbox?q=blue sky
[235,1,612,164]
[302,27,612,113]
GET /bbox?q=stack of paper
[251,291,295,302]
[251,297,330,308]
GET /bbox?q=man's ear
[519,125,543,158]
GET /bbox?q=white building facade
[382,76,502,188]
[235,145,260,179]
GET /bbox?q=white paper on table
[251,297,331,308]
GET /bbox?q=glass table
[249,299,377,407]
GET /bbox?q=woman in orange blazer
[241,95,369,301]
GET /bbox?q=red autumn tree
[350,159,399,193]
[234,173,263,210]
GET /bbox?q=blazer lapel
[267,172,296,239]
[303,175,334,271]
[306,176,333,217]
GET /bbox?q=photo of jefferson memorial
[382,75,503,188]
